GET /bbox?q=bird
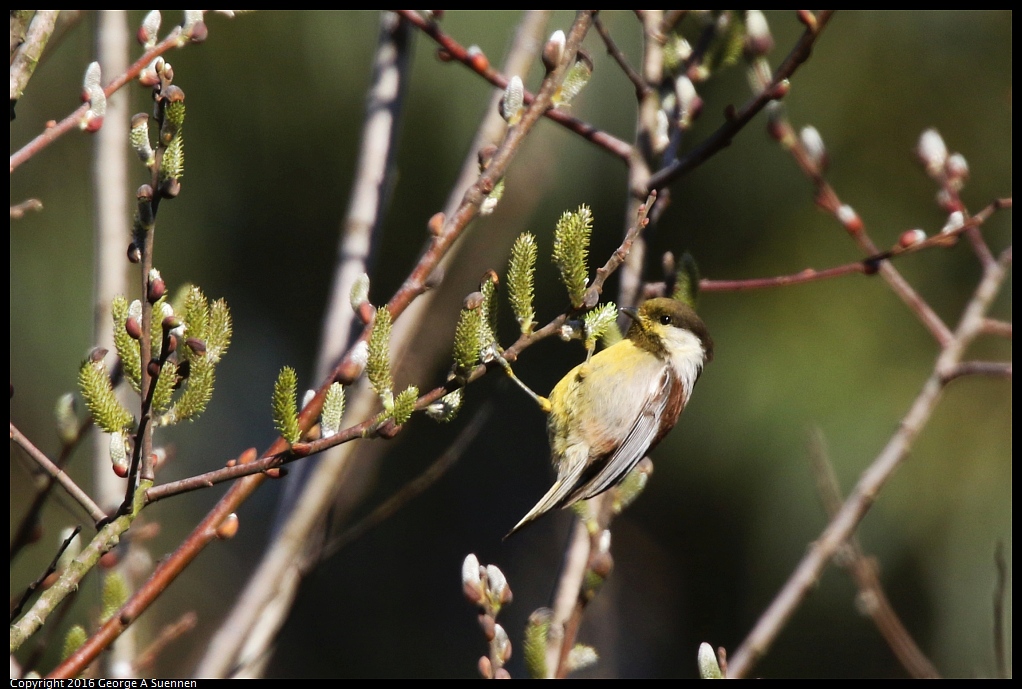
[507,297,713,537]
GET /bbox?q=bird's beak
[620,306,638,321]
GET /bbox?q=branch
[727,247,1011,678]
[9,11,60,104]
[593,14,649,99]
[10,423,106,524]
[807,429,940,679]
[9,527,81,624]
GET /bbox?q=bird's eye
[659,314,672,325]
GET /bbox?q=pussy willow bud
[542,30,565,72]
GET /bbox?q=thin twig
[981,318,1012,339]
[10,527,81,623]
[10,198,43,218]
[940,361,1011,383]
[593,15,649,98]
[727,247,1012,678]
[10,423,106,524]
[807,429,941,678]
[131,611,198,673]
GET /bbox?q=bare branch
[807,429,941,678]
[10,423,106,524]
[727,248,1011,678]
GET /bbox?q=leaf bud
[501,76,524,125]
[466,44,489,72]
[836,204,863,234]
[478,655,493,679]
[138,11,161,48]
[946,152,969,183]
[349,272,371,312]
[80,62,106,132]
[698,642,724,679]
[941,210,965,235]
[125,316,143,341]
[799,125,827,171]
[744,10,774,57]
[147,269,166,303]
[462,553,484,604]
[917,128,947,178]
[215,513,239,540]
[898,229,927,248]
[478,612,496,641]
[428,212,446,237]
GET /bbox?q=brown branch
[940,361,1011,383]
[395,10,633,163]
[131,611,197,673]
[646,11,835,191]
[727,247,1012,678]
[593,14,649,99]
[807,429,941,679]
[10,423,106,524]
[981,318,1012,339]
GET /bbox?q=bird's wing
[576,365,675,500]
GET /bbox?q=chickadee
[508,298,713,536]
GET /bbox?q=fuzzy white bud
[799,125,826,169]
[941,210,965,235]
[946,152,969,181]
[917,128,947,177]
[502,76,524,125]
[140,10,161,47]
[350,340,369,370]
[349,273,370,312]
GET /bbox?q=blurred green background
[10,11,1011,678]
